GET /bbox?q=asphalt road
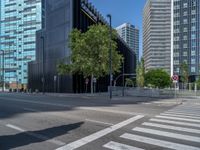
[0,93,199,150]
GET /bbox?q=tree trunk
[91,74,93,94]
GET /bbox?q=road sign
[172,75,179,81]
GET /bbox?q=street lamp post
[0,50,4,92]
[41,36,45,94]
[107,14,112,99]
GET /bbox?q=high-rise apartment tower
[0,0,42,89]
[116,23,139,63]
[143,0,171,74]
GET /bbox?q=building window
[183,3,188,8]
[191,58,196,65]
[183,19,188,24]
[191,26,196,31]
[191,50,196,56]
[191,34,196,39]
[191,67,196,73]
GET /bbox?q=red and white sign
[172,75,179,81]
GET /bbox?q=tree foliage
[125,78,134,87]
[57,24,123,79]
[145,69,171,88]
[136,58,145,87]
[180,62,189,83]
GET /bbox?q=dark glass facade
[28,0,136,93]
[173,0,200,81]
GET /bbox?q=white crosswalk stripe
[120,133,200,150]
[160,113,200,119]
[155,115,200,123]
[132,127,200,143]
[101,104,200,150]
[162,112,200,117]
[103,141,144,150]
[142,122,200,134]
[150,118,200,128]
[166,111,200,116]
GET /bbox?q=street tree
[57,24,123,93]
[145,69,171,88]
[180,62,189,84]
[136,58,145,87]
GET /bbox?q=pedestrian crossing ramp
[103,103,200,150]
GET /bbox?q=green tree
[180,62,189,83]
[136,58,145,87]
[145,69,171,88]
[57,24,123,93]
[125,78,134,87]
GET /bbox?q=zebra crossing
[103,103,200,150]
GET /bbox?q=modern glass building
[143,0,171,74]
[116,23,139,64]
[28,0,136,93]
[172,0,200,81]
[0,0,41,90]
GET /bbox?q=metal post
[0,51,4,92]
[41,36,45,94]
[122,60,125,96]
[107,14,112,99]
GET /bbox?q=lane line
[142,122,200,134]
[6,124,65,146]
[85,119,114,126]
[160,113,200,120]
[156,115,200,123]
[55,115,144,150]
[150,118,200,128]
[6,124,25,132]
[103,141,144,150]
[120,133,200,150]
[133,127,200,143]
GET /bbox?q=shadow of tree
[0,122,84,150]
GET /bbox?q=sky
[89,0,147,59]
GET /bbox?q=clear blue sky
[89,0,146,59]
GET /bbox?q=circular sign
[172,75,179,81]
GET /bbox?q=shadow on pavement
[0,122,84,150]
[0,92,175,120]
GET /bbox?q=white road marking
[85,119,114,126]
[55,115,144,150]
[103,141,144,150]
[162,112,200,117]
[133,127,200,143]
[150,118,200,128]
[6,124,65,146]
[156,115,200,123]
[142,122,200,134]
[160,113,200,120]
[166,111,200,116]
[6,124,26,132]
[121,133,200,150]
